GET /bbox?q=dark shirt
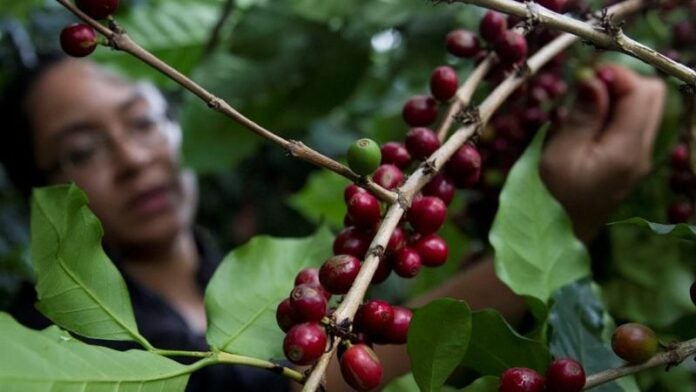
[8,229,290,392]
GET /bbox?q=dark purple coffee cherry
[495,31,528,64]
[294,267,331,300]
[283,322,327,365]
[348,192,381,228]
[667,201,693,224]
[430,66,459,102]
[373,164,405,190]
[408,196,447,235]
[354,299,394,336]
[276,298,299,332]
[289,284,328,322]
[545,358,586,392]
[422,173,455,205]
[60,24,98,57]
[446,144,482,188]
[334,226,372,259]
[387,226,406,253]
[499,367,545,392]
[319,255,361,295]
[446,29,481,58]
[413,234,448,267]
[76,0,120,19]
[371,257,392,284]
[402,95,438,127]
[340,344,383,391]
[537,0,567,12]
[405,127,441,161]
[671,143,690,170]
[669,170,694,194]
[611,323,659,364]
[690,280,696,308]
[391,247,421,278]
[381,142,411,168]
[480,11,508,43]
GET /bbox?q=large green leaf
[30,185,148,345]
[609,218,696,241]
[462,309,550,375]
[0,312,190,391]
[489,126,591,302]
[287,169,350,229]
[205,226,333,359]
[408,299,472,392]
[549,280,639,392]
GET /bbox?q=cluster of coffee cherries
[59,0,121,57]
[499,357,585,392]
[666,143,694,223]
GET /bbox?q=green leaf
[462,309,550,375]
[461,376,499,392]
[609,218,696,240]
[408,299,472,392]
[30,185,148,345]
[205,226,333,359]
[382,372,460,392]
[0,312,190,391]
[549,280,639,392]
[287,170,351,229]
[489,126,591,302]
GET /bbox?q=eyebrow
[49,90,147,145]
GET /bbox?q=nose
[111,132,156,180]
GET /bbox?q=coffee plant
[0,0,695,391]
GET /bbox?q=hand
[540,64,666,243]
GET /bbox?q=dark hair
[0,52,67,198]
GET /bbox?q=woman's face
[26,59,196,250]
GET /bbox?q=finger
[559,75,611,140]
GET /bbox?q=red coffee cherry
[430,66,459,102]
[59,24,98,57]
[387,226,406,253]
[380,306,413,344]
[76,0,120,19]
[334,226,372,258]
[545,358,586,392]
[537,0,567,12]
[348,192,381,228]
[446,144,482,188]
[392,247,422,278]
[289,284,328,322]
[354,299,395,336]
[446,29,481,58]
[276,298,299,332]
[283,322,327,365]
[611,323,659,364]
[408,196,447,235]
[319,255,361,295]
[381,142,411,168]
[413,234,448,267]
[344,184,368,203]
[405,127,441,161]
[668,201,694,223]
[371,257,392,284]
[340,344,383,391]
[422,173,455,205]
[373,164,405,190]
[294,267,331,300]
[499,367,545,392]
[402,95,438,127]
[670,143,690,170]
[480,11,508,43]
[495,31,528,64]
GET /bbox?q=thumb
[560,74,611,139]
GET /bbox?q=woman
[1,54,665,391]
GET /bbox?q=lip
[127,184,175,216]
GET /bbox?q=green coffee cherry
[348,138,381,176]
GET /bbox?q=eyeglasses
[44,111,172,178]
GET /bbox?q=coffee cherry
[334,226,372,259]
[276,298,299,332]
[408,196,447,235]
[348,138,382,176]
[499,367,545,392]
[371,257,392,284]
[669,170,694,194]
[480,11,508,43]
[690,281,696,308]
[670,144,690,170]
[373,164,405,190]
[319,255,361,295]
[348,192,381,228]
[355,299,394,335]
[611,323,659,364]
[546,358,586,392]
[537,0,567,12]
[344,184,368,203]
[402,95,438,127]
[392,247,421,278]
[381,142,411,168]
[340,344,383,391]
[405,127,441,160]
[422,173,455,205]
[446,29,481,58]
[667,201,693,224]
[430,66,459,102]
[294,268,331,300]
[283,323,327,365]
[59,24,98,57]
[380,306,412,344]
[446,144,482,188]
[672,21,696,49]
[495,31,528,64]
[414,234,448,267]
[387,226,406,253]
[290,284,328,322]
[76,0,120,19]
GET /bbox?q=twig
[584,337,696,389]
[200,0,236,62]
[448,0,696,86]
[55,0,397,204]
